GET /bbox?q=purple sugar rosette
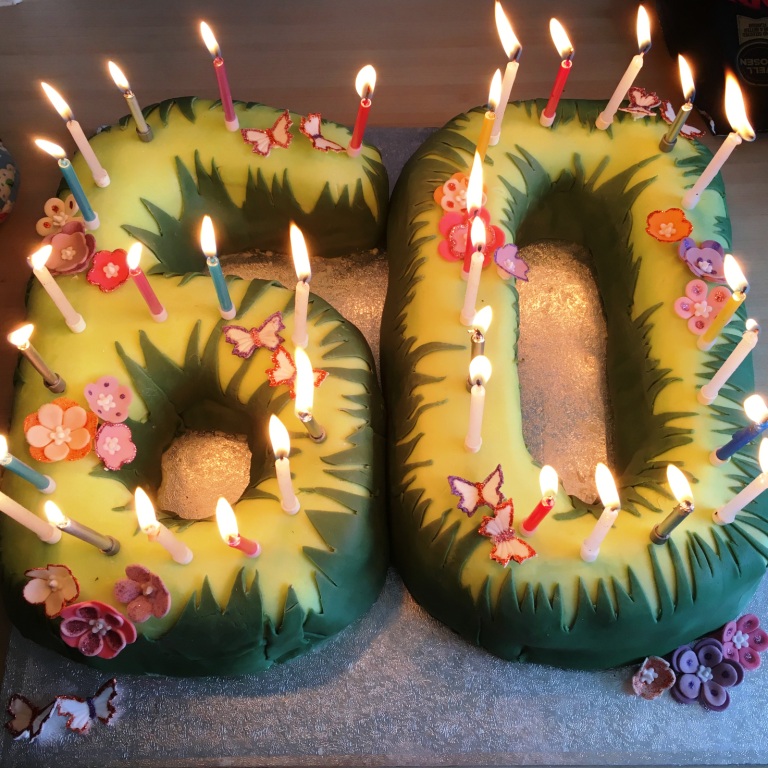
[670,638,744,711]
[678,238,727,283]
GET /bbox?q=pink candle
[200,22,239,131]
[127,243,168,322]
[216,498,261,557]
[347,65,376,157]
[541,19,574,127]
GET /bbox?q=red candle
[127,243,168,322]
[216,498,261,557]
[520,466,559,536]
[462,151,484,275]
[347,65,376,157]
[200,22,239,131]
[541,19,574,127]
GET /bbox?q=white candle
[460,217,487,326]
[28,245,86,333]
[699,320,759,404]
[581,463,621,561]
[714,438,768,524]
[135,487,193,564]
[0,491,61,543]
[465,355,492,453]
[40,82,110,187]
[269,415,300,514]
[596,6,651,130]
[682,75,755,210]
[490,2,522,146]
[290,224,311,348]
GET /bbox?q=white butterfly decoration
[618,86,661,119]
[241,109,293,157]
[448,464,505,517]
[299,113,345,153]
[222,311,285,358]
[660,99,707,140]
[266,345,328,399]
[478,501,537,566]
[5,695,56,741]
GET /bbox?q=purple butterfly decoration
[222,311,285,359]
[448,464,505,517]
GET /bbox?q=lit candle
[660,55,695,152]
[520,465,559,536]
[215,497,261,557]
[460,217,487,326]
[476,69,502,161]
[290,223,312,348]
[0,491,60,543]
[462,151,485,275]
[269,415,300,514]
[581,463,621,562]
[127,243,168,322]
[465,355,492,453]
[135,487,193,564]
[294,347,326,443]
[34,139,99,230]
[595,6,651,130]
[540,19,575,128]
[682,74,755,210]
[714,438,768,525]
[697,254,747,351]
[200,22,239,131]
[490,2,522,146]
[650,465,695,544]
[40,82,110,187]
[347,65,377,157]
[7,324,65,393]
[699,319,759,404]
[44,500,120,555]
[28,245,86,333]
[200,215,236,320]
[711,394,768,465]
[469,306,493,360]
[0,435,55,494]
[107,61,153,142]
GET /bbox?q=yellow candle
[698,254,748,351]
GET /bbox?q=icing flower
[35,196,79,237]
[678,238,727,283]
[95,423,137,471]
[23,564,79,618]
[41,220,97,276]
[669,638,743,711]
[632,656,676,700]
[438,208,505,267]
[494,243,529,281]
[86,249,130,292]
[433,172,487,213]
[720,614,768,671]
[645,208,693,243]
[24,398,98,463]
[674,279,730,336]
[114,564,171,623]
[84,376,133,423]
[59,601,137,660]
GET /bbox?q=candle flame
[34,139,67,160]
[549,19,574,61]
[269,414,291,459]
[666,464,693,505]
[678,55,695,102]
[215,497,239,542]
[746,318,760,333]
[294,347,315,415]
[744,394,768,425]
[495,1,522,60]
[355,65,377,99]
[43,501,68,527]
[723,253,748,294]
[636,5,651,54]
[466,152,484,214]
[595,462,620,510]
[40,82,74,121]
[488,68,503,111]
[759,438,768,473]
[29,245,53,271]
[8,324,34,349]
[725,73,755,141]
[290,223,311,281]
[0,435,7,458]
[134,487,159,533]
[468,355,492,386]
[472,306,493,334]
[470,216,486,250]
[539,465,559,497]
[200,215,217,258]
[126,242,143,271]
[200,21,221,58]
[107,61,131,92]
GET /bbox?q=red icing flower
[437,208,504,267]
[114,564,171,623]
[645,208,693,243]
[59,601,137,659]
[41,220,96,276]
[24,398,98,463]
[86,249,129,292]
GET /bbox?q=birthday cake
[0,99,389,676]
[382,95,768,670]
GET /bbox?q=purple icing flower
[114,564,171,623]
[720,614,768,671]
[494,243,529,281]
[678,238,727,283]
[95,423,136,471]
[84,376,132,423]
[669,638,744,711]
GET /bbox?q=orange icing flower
[645,208,693,243]
[24,398,98,463]
[433,172,488,213]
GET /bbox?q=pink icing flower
[59,601,137,659]
[24,398,98,463]
[41,220,96,276]
[95,423,136,471]
[438,208,505,268]
[114,564,171,623]
[86,249,130,292]
[23,564,79,618]
[35,196,79,237]
[674,279,730,336]
[720,614,768,671]
[84,376,133,423]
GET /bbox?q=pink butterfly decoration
[448,464,505,517]
[300,113,345,153]
[222,311,285,358]
[660,99,706,140]
[241,109,293,156]
[478,500,537,566]
[266,345,328,399]
[55,679,118,734]
[619,86,661,119]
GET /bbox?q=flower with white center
[103,437,121,456]
[23,564,80,617]
[97,393,116,412]
[696,664,713,683]
[60,245,77,262]
[659,222,676,238]
[732,630,750,650]
[640,666,658,684]
[103,262,121,279]
[693,301,712,318]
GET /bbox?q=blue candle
[0,437,55,493]
[712,394,768,465]
[200,215,236,319]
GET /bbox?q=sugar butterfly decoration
[448,464,505,517]
[5,695,56,741]
[478,500,537,566]
[618,86,661,119]
[299,113,345,153]
[660,99,707,140]
[222,311,285,358]
[266,345,328,399]
[241,109,293,156]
